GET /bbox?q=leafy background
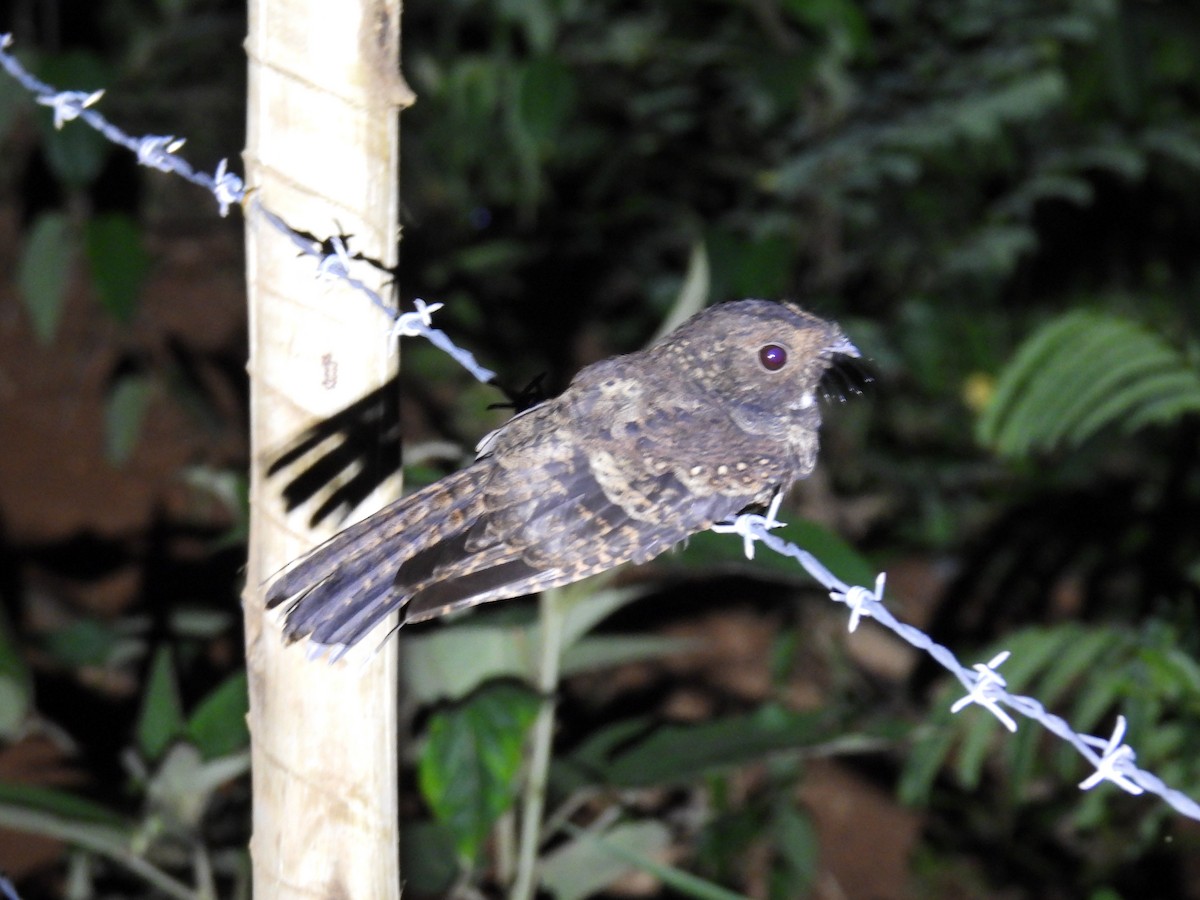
[1,0,1199,897]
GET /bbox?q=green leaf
[186,671,249,759]
[39,618,128,668]
[562,634,699,674]
[0,676,30,743]
[780,0,872,57]
[897,723,956,805]
[970,70,1067,135]
[559,582,649,649]
[417,682,541,864]
[0,606,32,740]
[515,56,576,146]
[1069,659,1130,736]
[499,0,558,53]
[84,213,150,324]
[978,310,1200,458]
[18,211,73,344]
[558,821,748,900]
[402,584,683,701]
[145,743,249,832]
[401,623,536,704]
[1004,722,1042,806]
[696,795,766,887]
[399,820,461,895]
[1148,647,1200,701]
[1035,627,1125,708]
[105,375,155,465]
[770,801,818,895]
[541,821,673,900]
[0,781,126,827]
[1115,370,1200,433]
[942,224,1037,280]
[442,57,502,129]
[137,646,185,762]
[169,606,237,640]
[33,51,113,188]
[556,705,833,792]
[0,59,24,140]
[1143,126,1200,172]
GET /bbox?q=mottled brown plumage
[267,300,857,652]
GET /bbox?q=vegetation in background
[1,0,1199,897]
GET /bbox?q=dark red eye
[759,344,788,371]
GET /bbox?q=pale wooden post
[242,1,412,895]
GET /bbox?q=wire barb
[37,87,103,128]
[832,571,886,633]
[0,34,494,384]
[712,490,786,559]
[950,651,1018,733]
[1079,716,1143,795]
[714,507,1200,821]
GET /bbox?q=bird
[266,299,858,654]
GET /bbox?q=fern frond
[977,310,1200,458]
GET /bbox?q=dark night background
[1,0,1199,897]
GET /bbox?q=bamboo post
[242,1,412,895]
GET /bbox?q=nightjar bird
[267,300,859,653]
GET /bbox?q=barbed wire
[714,496,1200,822]
[0,33,495,384]
[4,30,1199,829]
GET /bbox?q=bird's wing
[399,398,796,623]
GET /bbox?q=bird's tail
[266,466,487,651]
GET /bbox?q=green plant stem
[510,588,566,900]
[192,841,217,900]
[495,807,515,885]
[0,803,199,900]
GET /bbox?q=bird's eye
[758,344,788,371]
